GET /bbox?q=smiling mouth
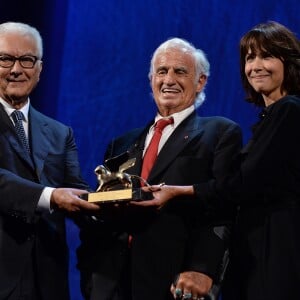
[7,79,26,84]
[250,74,269,79]
[161,88,180,93]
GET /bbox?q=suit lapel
[148,112,203,182]
[29,107,50,177]
[125,125,150,177]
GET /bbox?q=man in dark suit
[0,22,100,300]
[77,38,242,300]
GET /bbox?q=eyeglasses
[0,54,39,69]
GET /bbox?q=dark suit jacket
[0,104,88,300]
[78,111,242,300]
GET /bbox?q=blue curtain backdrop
[1,1,299,299]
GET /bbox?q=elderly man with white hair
[77,37,242,300]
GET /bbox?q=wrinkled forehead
[154,48,195,66]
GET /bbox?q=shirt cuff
[37,187,55,213]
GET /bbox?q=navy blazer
[78,111,242,300]
[0,104,88,300]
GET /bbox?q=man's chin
[159,97,179,105]
[4,95,28,107]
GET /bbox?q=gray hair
[0,22,43,59]
[148,38,210,107]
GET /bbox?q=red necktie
[141,117,173,182]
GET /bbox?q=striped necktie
[11,110,31,153]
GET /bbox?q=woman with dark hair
[223,21,300,300]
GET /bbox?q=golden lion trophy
[80,152,152,204]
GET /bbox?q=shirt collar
[0,98,30,122]
[154,105,195,129]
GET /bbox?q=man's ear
[196,74,207,92]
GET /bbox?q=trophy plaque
[80,152,153,204]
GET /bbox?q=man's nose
[10,60,23,74]
[164,72,176,84]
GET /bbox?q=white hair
[0,22,43,58]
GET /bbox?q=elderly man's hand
[50,188,100,212]
[130,184,174,209]
[170,271,213,300]
[131,185,194,209]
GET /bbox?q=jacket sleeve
[0,168,44,222]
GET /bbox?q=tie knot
[155,117,173,132]
[11,110,24,122]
